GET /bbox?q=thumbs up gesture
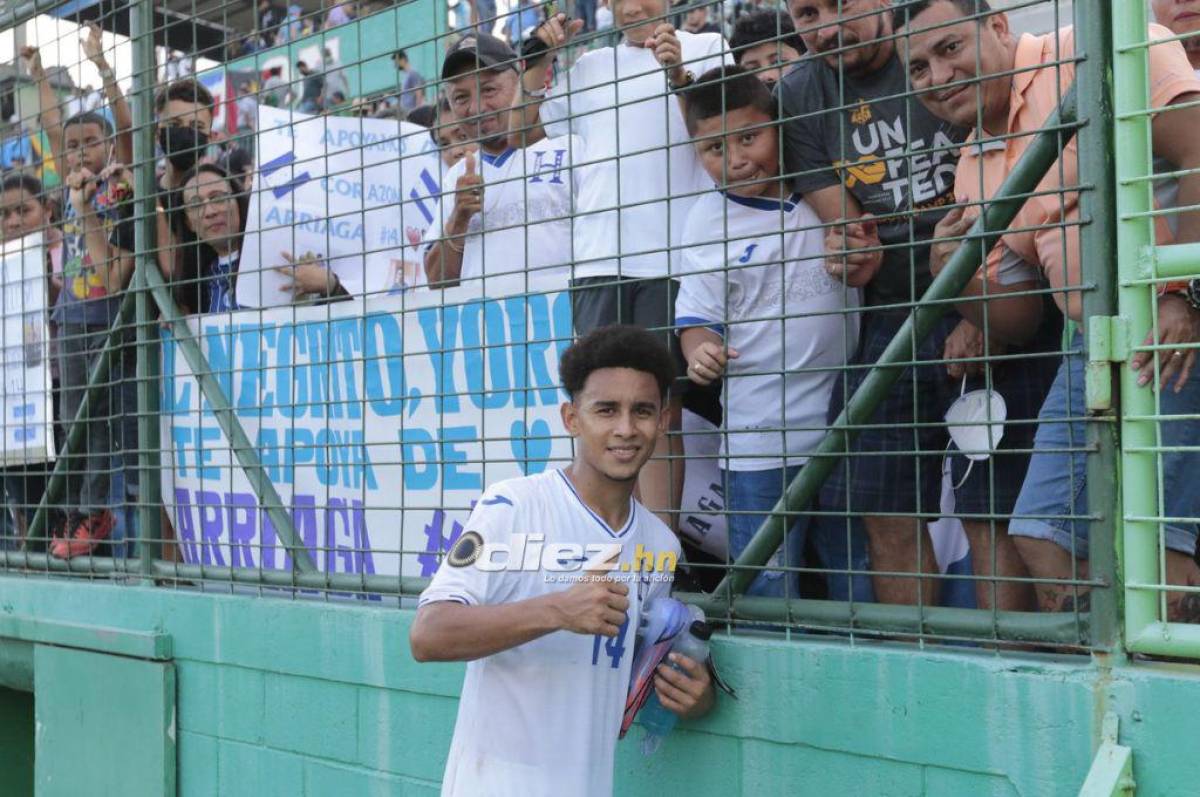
[448,151,484,236]
[549,550,630,637]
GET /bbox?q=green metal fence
[0,0,1190,658]
[1113,0,1200,658]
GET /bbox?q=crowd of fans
[4,0,1200,626]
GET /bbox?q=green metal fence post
[1111,0,1163,650]
[130,0,162,576]
[710,87,1080,604]
[1078,0,1121,654]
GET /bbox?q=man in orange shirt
[1152,0,1200,73]
[897,0,1200,620]
[781,0,1060,612]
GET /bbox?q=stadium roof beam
[44,0,237,62]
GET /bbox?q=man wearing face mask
[155,80,216,194]
[151,80,215,283]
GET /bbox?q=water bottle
[639,617,712,755]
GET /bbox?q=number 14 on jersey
[592,614,630,668]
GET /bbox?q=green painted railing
[0,0,1134,652]
[1113,0,1200,658]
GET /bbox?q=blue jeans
[725,466,875,601]
[1012,333,1200,558]
[573,0,596,31]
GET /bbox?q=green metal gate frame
[1111,0,1200,658]
[0,0,1137,651]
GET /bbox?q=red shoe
[45,512,76,548]
[50,510,115,560]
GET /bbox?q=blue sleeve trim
[676,315,725,337]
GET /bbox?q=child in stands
[675,67,861,599]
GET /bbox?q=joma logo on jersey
[448,532,678,574]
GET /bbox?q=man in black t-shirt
[776,0,1058,611]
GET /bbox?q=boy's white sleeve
[675,224,727,336]
[418,485,520,607]
[568,134,586,195]
[542,58,583,139]
[697,33,733,75]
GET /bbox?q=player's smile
[563,366,667,484]
[607,442,642,464]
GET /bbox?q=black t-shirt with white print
[777,54,968,309]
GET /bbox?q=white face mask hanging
[944,376,1008,489]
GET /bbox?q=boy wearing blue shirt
[675,67,867,599]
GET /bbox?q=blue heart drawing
[511,419,552,475]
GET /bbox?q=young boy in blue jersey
[675,67,868,600]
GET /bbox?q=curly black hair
[683,65,777,135]
[892,0,992,30]
[729,10,805,63]
[560,324,676,401]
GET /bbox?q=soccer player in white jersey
[510,1,731,529]
[411,325,715,797]
[423,33,579,289]
[676,67,862,600]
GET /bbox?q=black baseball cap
[441,33,519,80]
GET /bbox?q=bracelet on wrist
[447,237,466,254]
[669,70,695,93]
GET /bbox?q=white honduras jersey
[419,469,680,797]
[424,135,581,288]
[541,32,730,279]
[676,190,860,470]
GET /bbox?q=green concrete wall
[2,576,1200,795]
[0,687,34,796]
